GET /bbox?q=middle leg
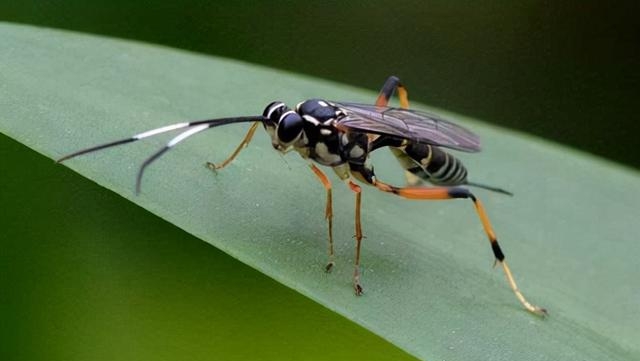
[333,164,365,295]
[347,180,364,295]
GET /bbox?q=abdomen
[390,142,468,186]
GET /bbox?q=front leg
[309,163,335,272]
[206,122,259,171]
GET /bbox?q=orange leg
[206,122,260,171]
[375,76,410,109]
[375,77,420,185]
[347,180,364,295]
[375,179,547,316]
[309,164,335,272]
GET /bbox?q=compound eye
[277,112,304,143]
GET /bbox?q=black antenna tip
[466,181,514,196]
[56,138,138,164]
[135,166,145,195]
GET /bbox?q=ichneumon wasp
[58,76,547,316]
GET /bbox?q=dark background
[2,1,639,168]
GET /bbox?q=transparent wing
[332,101,481,152]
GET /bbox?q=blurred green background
[2,0,638,167]
[1,2,638,360]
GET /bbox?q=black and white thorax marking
[263,99,369,167]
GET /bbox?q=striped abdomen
[390,142,468,186]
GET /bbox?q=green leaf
[1,23,638,361]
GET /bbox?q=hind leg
[331,164,365,295]
[375,76,410,108]
[378,181,546,316]
[351,162,546,316]
[375,76,421,184]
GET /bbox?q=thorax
[295,100,369,166]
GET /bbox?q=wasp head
[262,101,305,152]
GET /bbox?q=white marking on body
[349,145,364,159]
[420,145,433,167]
[448,164,463,184]
[320,128,332,136]
[167,124,209,147]
[303,115,321,125]
[318,100,329,107]
[299,132,309,146]
[266,102,285,119]
[432,153,450,178]
[315,142,342,164]
[452,167,467,183]
[134,123,189,139]
[441,158,458,181]
[279,110,297,122]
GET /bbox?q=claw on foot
[354,283,363,296]
[205,162,218,173]
[353,269,363,296]
[530,306,548,318]
[500,260,548,317]
[525,304,549,318]
[325,261,335,273]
